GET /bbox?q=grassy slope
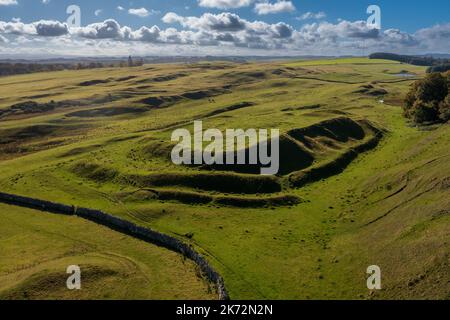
[0,58,448,299]
[0,203,215,300]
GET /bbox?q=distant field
[0,58,448,299]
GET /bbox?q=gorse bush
[403,72,450,124]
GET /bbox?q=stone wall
[0,191,229,300]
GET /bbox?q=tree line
[0,56,144,77]
[369,52,450,73]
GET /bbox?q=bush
[411,100,439,123]
[439,95,450,122]
[415,73,448,103]
[403,72,449,124]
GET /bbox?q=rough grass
[0,203,216,300]
[0,58,447,300]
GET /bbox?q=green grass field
[0,204,215,300]
[0,58,448,299]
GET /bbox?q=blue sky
[1,0,449,32]
[0,0,449,57]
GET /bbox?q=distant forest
[369,52,450,73]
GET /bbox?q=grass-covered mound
[0,203,216,300]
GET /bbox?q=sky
[0,0,449,58]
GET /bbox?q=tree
[403,72,449,124]
[128,56,133,67]
[415,73,447,103]
[411,100,439,123]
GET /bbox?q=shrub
[439,95,450,122]
[411,100,439,124]
[415,73,447,103]
[403,72,449,124]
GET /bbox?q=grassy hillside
[0,58,448,299]
[0,203,215,300]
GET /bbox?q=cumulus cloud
[72,19,186,44]
[35,20,69,37]
[133,26,161,42]
[414,23,450,52]
[163,12,247,32]
[254,1,296,15]
[383,29,417,46]
[0,13,449,56]
[198,0,254,9]
[415,23,450,41]
[0,20,37,35]
[129,8,149,17]
[74,19,125,39]
[0,0,18,6]
[297,20,380,43]
[0,20,69,37]
[161,12,294,48]
[128,8,160,17]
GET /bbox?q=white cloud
[129,8,149,17]
[117,6,124,11]
[74,19,125,39]
[0,15,449,57]
[0,0,18,6]
[34,20,69,36]
[42,0,50,4]
[415,23,450,41]
[297,12,327,21]
[414,23,450,52]
[198,0,254,9]
[254,1,296,15]
[163,12,247,32]
[0,20,37,35]
[95,9,102,17]
[0,20,68,37]
[162,12,293,49]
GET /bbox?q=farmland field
[0,58,448,300]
